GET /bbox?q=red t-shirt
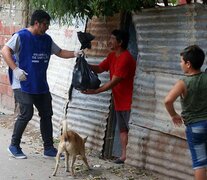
[99,50,136,111]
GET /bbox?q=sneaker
[7,145,27,159]
[44,147,64,159]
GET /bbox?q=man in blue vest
[1,10,82,159]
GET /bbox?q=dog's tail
[62,120,68,134]
[84,136,88,143]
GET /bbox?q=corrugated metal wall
[127,126,193,180]
[127,3,207,179]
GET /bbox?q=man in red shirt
[82,29,136,164]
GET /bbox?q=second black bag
[72,56,101,91]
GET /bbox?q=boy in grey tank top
[165,45,207,180]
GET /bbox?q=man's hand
[81,89,98,94]
[13,67,28,81]
[74,50,84,57]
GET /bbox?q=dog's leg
[70,155,76,176]
[52,152,61,176]
[65,151,69,172]
[81,155,90,170]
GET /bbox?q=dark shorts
[115,110,131,133]
[186,120,207,169]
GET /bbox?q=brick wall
[86,14,121,57]
[0,72,15,111]
[0,1,26,112]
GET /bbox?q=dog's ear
[83,136,88,143]
[60,121,63,135]
[60,127,63,135]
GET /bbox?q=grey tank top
[181,72,207,125]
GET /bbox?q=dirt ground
[0,113,160,180]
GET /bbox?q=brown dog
[52,120,90,176]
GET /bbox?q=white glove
[74,50,84,57]
[13,67,28,81]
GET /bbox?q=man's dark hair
[111,29,129,50]
[180,45,205,70]
[30,10,51,26]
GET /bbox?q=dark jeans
[12,89,53,149]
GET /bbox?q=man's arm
[51,40,82,59]
[89,64,105,74]
[2,45,27,81]
[81,75,122,94]
[1,46,17,70]
[55,49,76,59]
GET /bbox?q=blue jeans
[186,120,207,169]
[12,89,53,149]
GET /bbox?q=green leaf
[29,0,158,25]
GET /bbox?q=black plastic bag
[72,56,101,91]
[77,31,95,49]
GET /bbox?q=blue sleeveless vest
[18,29,52,94]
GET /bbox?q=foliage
[30,0,156,24]
[169,0,178,6]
